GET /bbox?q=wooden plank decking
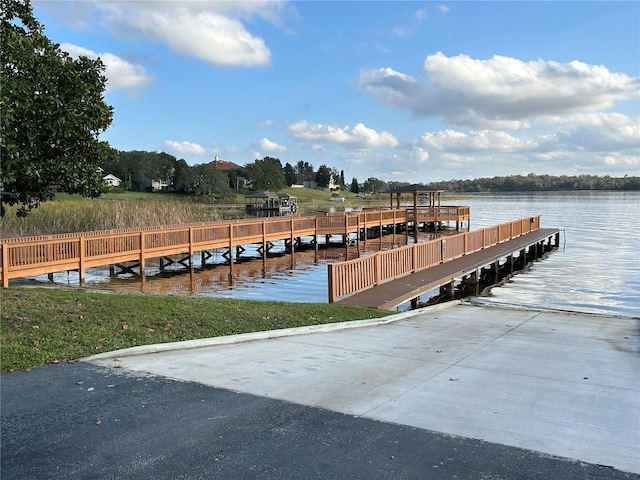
[337,228,560,309]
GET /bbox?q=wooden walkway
[337,228,560,309]
[0,206,470,287]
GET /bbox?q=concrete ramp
[89,303,640,474]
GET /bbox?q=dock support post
[228,224,234,266]
[410,297,419,310]
[474,269,480,296]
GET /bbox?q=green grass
[0,288,392,373]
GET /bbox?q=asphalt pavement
[2,301,639,479]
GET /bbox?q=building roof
[211,159,243,171]
[296,172,316,182]
[386,184,444,194]
[103,174,122,182]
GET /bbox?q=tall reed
[0,199,225,238]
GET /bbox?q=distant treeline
[411,174,640,192]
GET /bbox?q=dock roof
[386,184,444,194]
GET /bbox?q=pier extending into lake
[0,205,470,287]
[329,216,560,309]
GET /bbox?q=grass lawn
[0,288,392,373]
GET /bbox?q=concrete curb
[85,301,462,362]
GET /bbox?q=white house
[103,174,122,187]
[151,179,170,192]
[295,172,338,190]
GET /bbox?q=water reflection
[27,229,463,304]
[19,192,640,318]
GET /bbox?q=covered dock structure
[387,185,470,232]
[244,192,297,216]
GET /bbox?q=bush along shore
[0,288,392,373]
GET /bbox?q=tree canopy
[246,157,285,191]
[1,0,117,216]
[315,164,332,189]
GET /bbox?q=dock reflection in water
[34,230,459,303]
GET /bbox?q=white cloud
[60,43,154,95]
[411,147,430,164]
[414,9,428,22]
[164,140,206,156]
[417,129,538,152]
[48,1,288,67]
[544,112,640,152]
[258,119,274,128]
[126,8,270,67]
[391,27,409,38]
[288,120,399,149]
[356,52,640,129]
[404,113,640,179]
[604,155,639,167]
[438,5,450,14]
[255,137,286,152]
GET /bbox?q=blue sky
[33,1,639,183]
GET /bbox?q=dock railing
[0,205,473,287]
[328,216,541,302]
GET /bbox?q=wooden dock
[0,206,470,287]
[329,217,560,309]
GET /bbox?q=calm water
[460,192,639,318]
[25,192,640,318]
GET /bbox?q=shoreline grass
[0,197,226,238]
[0,288,392,373]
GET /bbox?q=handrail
[0,206,471,287]
[328,216,541,302]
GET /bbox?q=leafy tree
[362,177,387,194]
[315,164,332,189]
[283,162,297,187]
[350,178,359,193]
[226,167,248,193]
[101,150,178,192]
[246,156,285,191]
[190,164,233,198]
[1,0,116,216]
[340,170,345,188]
[174,162,232,198]
[422,174,640,192]
[172,159,196,194]
[295,160,313,174]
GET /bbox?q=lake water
[26,192,640,318]
[458,192,639,318]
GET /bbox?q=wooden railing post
[345,212,349,243]
[140,231,146,279]
[79,236,85,283]
[2,244,8,288]
[375,253,381,286]
[328,264,335,303]
[188,227,194,268]
[412,243,417,273]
